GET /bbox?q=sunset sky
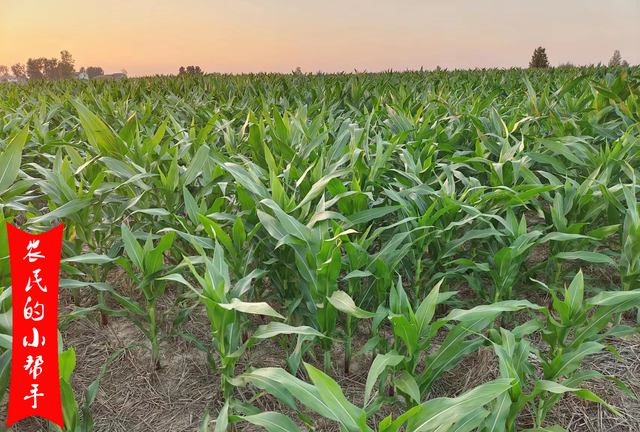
[1,0,638,77]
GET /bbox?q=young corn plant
[618,183,640,292]
[228,360,516,432]
[479,270,640,431]
[167,241,323,400]
[116,225,176,368]
[354,277,546,405]
[54,347,113,432]
[27,154,120,321]
[256,197,349,374]
[456,209,542,303]
[478,326,626,432]
[543,179,616,285]
[339,217,420,373]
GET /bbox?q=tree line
[1,50,633,80]
[529,47,631,68]
[0,50,107,80]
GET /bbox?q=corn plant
[168,241,327,400]
[228,361,516,432]
[478,270,640,431]
[618,183,640,293]
[112,225,176,368]
[0,126,29,405]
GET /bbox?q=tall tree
[11,63,26,78]
[26,58,46,80]
[43,58,60,80]
[0,65,8,76]
[529,46,550,68]
[609,50,622,67]
[58,50,76,79]
[86,66,104,79]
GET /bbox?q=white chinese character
[23,327,45,348]
[25,269,47,293]
[24,296,44,322]
[24,384,44,409]
[23,355,44,379]
[24,240,45,263]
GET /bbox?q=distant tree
[435,65,442,72]
[558,61,575,68]
[622,60,629,67]
[86,66,105,79]
[120,68,128,76]
[0,65,8,75]
[609,50,622,67]
[179,66,203,75]
[79,66,86,73]
[43,58,60,80]
[529,46,550,68]
[294,66,302,75]
[26,58,46,80]
[57,50,76,79]
[11,63,26,78]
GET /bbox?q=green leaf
[200,410,211,432]
[327,290,378,319]
[393,370,421,404]
[0,126,28,195]
[59,347,76,382]
[0,349,11,401]
[554,251,615,265]
[305,362,369,432]
[415,280,442,335]
[389,314,418,356]
[214,401,229,432]
[566,270,584,313]
[121,224,145,271]
[182,145,211,187]
[294,168,351,210]
[240,412,304,432]
[251,322,325,340]
[28,199,93,224]
[346,206,403,225]
[364,350,404,405]
[218,298,284,319]
[586,289,640,307]
[72,100,124,157]
[233,367,337,421]
[533,380,620,415]
[443,300,545,323]
[406,379,514,432]
[449,408,491,432]
[63,253,116,265]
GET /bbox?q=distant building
[0,75,23,83]
[77,72,89,80]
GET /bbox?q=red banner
[6,223,64,428]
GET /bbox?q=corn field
[1,66,640,432]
